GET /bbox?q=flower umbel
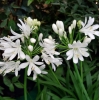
[66,41,89,63]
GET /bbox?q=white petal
[92,24,99,30]
[26,55,31,61]
[34,66,41,74]
[4,48,15,53]
[93,31,99,36]
[81,51,89,57]
[9,52,17,60]
[41,71,48,74]
[78,53,84,61]
[19,51,25,59]
[15,69,18,76]
[73,54,78,64]
[27,64,32,76]
[0,62,4,66]
[39,65,45,70]
[33,71,37,80]
[66,49,73,56]
[10,27,21,36]
[33,55,39,62]
[67,53,73,60]
[51,63,56,71]
[19,62,29,68]
[34,62,43,65]
[88,33,95,39]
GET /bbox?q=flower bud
[68,26,72,34]
[30,38,36,43]
[52,24,58,33]
[59,28,63,36]
[83,36,91,44]
[77,20,82,29]
[38,33,43,41]
[28,45,33,51]
[73,20,76,28]
[25,17,33,26]
[56,20,64,31]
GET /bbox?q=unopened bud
[28,45,33,51]
[30,38,36,43]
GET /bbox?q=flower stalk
[24,67,28,100]
[74,64,90,100]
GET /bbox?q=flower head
[66,41,89,63]
[0,61,20,76]
[2,39,25,60]
[39,35,62,70]
[79,17,99,39]
[19,55,44,80]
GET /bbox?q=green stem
[48,65,61,86]
[74,64,90,100]
[24,67,28,100]
[80,61,83,83]
[37,77,40,94]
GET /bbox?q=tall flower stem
[24,67,28,100]
[74,64,90,100]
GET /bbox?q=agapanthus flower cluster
[0,17,45,80]
[0,16,99,79]
[52,17,99,63]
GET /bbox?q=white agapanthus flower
[10,19,33,42]
[19,55,44,79]
[2,39,25,60]
[39,34,62,70]
[0,61,20,76]
[41,52,62,71]
[52,20,66,37]
[66,40,89,63]
[79,17,99,39]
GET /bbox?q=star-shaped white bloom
[79,17,99,39]
[2,39,25,60]
[19,55,44,79]
[66,41,89,63]
[41,52,62,71]
[10,19,32,42]
[0,61,20,76]
[39,34,62,70]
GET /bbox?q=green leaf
[9,84,14,92]
[47,92,60,100]
[8,19,16,31]
[3,76,12,87]
[14,82,23,88]
[27,0,34,6]
[3,97,15,100]
[61,96,77,100]
[12,76,20,83]
[0,19,7,28]
[0,13,7,20]
[76,0,82,5]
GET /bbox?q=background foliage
[0,0,99,100]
